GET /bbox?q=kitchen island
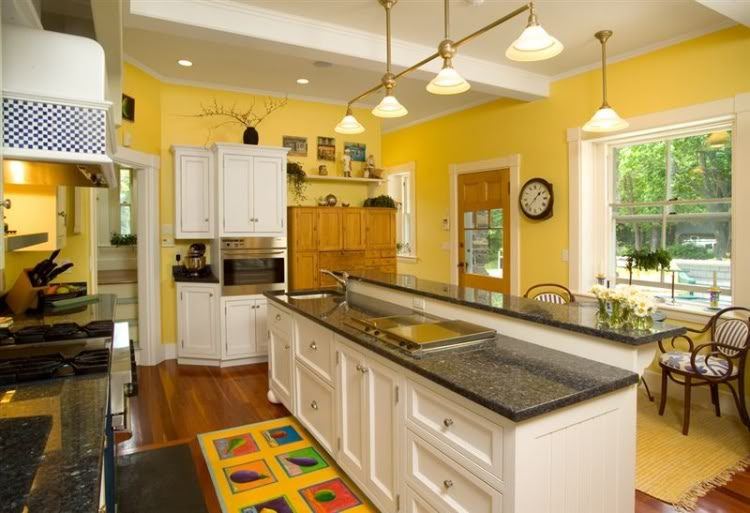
[264,288,642,513]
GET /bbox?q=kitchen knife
[48,249,61,263]
[45,262,74,283]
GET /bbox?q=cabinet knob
[284,344,290,350]
[310,400,319,410]
[443,479,453,489]
[443,418,454,428]
[309,341,318,351]
[359,365,368,374]
[275,314,282,321]
[204,217,209,222]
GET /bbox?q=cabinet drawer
[268,304,292,334]
[295,363,335,454]
[407,381,503,480]
[404,486,441,513]
[294,316,335,385]
[406,430,502,513]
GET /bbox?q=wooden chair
[657,306,750,435]
[523,283,576,304]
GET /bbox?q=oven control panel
[221,237,286,250]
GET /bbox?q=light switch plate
[561,249,569,262]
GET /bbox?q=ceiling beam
[126,0,550,101]
[1,0,42,29]
[695,1,750,27]
[92,0,124,126]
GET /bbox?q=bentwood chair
[658,306,750,435]
[523,283,576,304]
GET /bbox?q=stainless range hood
[2,25,116,188]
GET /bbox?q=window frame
[386,162,417,260]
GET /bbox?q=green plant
[666,243,713,260]
[625,248,672,284]
[111,233,137,246]
[363,195,397,208]
[287,161,308,204]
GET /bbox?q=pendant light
[583,30,628,133]
[335,105,365,134]
[427,0,470,95]
[372,0,408,118]
[505,2,563,62]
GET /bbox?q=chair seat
[660,351,738,378]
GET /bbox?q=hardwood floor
[123,361,750,513]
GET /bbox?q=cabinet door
[342,208,366,250]
[222,298,255,358]
[222,154,254,234]
[269,328,293,410]
[336,343,367,480]
[177,153,212,237]
[178,286,219,358]
[317,208,342,251]
[364,357,401,512]
[253,157,284,233]
[254,299,269,355]
[366,209,396,249]
[292,252,319,291]
[291,208,318,251]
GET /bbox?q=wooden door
[317,208,343,251]
[291,208,318,251]
[222,153,254,234]
[252,156,284,233]
[222,297,255,358]
[342,208,367,250]
[178,285,219,358]
[292,252,319,290]
[336,343,367,481]
[366,209,396,250]
[177,152,212,237]
[457,169,510,293]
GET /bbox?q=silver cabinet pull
[443,479,453,489]
[359,365,368,374]
[443,418,454,428]
[204,217,209,222]
[284,344,290,350]
[309,341,318,351]
[310,400,319,410]
[275,314,282,321]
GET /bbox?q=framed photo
[121,94,135,122]
[344,142,366,162]
[317,136,336,161]
[282,136,308,157]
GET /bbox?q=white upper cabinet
[173,146,214,239]
[215,144,288,237]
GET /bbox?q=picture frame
[282,135,308,157]
[344,142,366,162]
[121,94,135,122]
[317,136,336,161]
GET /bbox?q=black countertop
[172,265,220,284]
[348,271,685,345]
[4,293,117,331]
[265,290,638,422]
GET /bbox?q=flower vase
[596,300,609,326]
[633,315,653,331]
[609,301,626,329]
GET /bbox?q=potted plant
[363,195,397,208]
[625,249,672,285]
[287,161,308,205]
[191,97,287,144]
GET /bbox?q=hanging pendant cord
[601,38,608,107]
[386,3,392,75]
[444,0,449,39]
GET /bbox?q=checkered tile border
[3,98,106,154]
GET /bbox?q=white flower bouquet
[589,284,655,330]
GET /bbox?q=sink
[287,291,342,300]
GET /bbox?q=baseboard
[163,343,177,361]
[220,356,268,367]
[642,369,742,419]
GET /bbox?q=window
[611,128,732,306]
[387,163,416,258]
[119,168,134,235]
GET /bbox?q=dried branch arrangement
[192,96,288,128]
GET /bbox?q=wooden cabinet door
[336,342,368,480]
[176,152,213,238]
[222,297,255,358]
[292,252,319,290]
[366,209,396,250]
[342,208,367,250]
[317,208,343,251]
[178,285,219,358]
[252,156,284,234]
[222,153,254,234]
[254,299,269,355]
[291,208,318,251]
[269,327,293,410]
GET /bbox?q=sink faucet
[320,269,349,292]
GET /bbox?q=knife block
[5,269,45,315]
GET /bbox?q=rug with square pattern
[198,417,377,513]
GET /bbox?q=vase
[633,315,653,331]
[596,300,609,326]
[243,126,259,145]
[609,301,626,329]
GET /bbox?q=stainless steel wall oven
[220,237,287,295]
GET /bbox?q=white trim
[88,189,98,294]
[112,147,163,366]
[568,93,750,309]
[385,162,417,259]
[381,97,497,134]
[448,155,521,295]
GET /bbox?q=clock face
[519,178,554,220]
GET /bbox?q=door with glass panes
[457,169,510,293]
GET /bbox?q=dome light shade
[372,95,408,118]
[582,106,629,133]
[335,109,365,134]
[506,24,563,62]
[426,64,471,95]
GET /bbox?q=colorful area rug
[198,417,377,513]
[636,395,750,511]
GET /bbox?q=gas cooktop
[0,320,114,345]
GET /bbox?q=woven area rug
[198,417,377,513]
[636,395,750,511]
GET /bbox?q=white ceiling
[122,0,737,131]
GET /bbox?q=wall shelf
[306,175,384,184]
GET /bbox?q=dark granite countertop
[265,290,638,422]
[348,271,685,345]
[4,293,117,331]
[172,265,220,284]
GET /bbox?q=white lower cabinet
[295,362,335,453]
[403,486,441,513]
[221,296,269,360]
[176,283,220,360]
[269,325,293,412]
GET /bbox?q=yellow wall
[121,62,382,343]
[383,26,750,290]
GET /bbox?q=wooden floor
[123,361,750,513]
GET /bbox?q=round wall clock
[519,178,554,220]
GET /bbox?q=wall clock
[519,178,554,220]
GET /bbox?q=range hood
[2,25,115,188]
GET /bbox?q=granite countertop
[265,290,638,422]
[4,293,118,331]
[348,271,685,345]
[172,265,220,284]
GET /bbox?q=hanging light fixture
[372,0,408,118]
[427,0,470,95]
[505,2,563,62]
[335,105,365,134]
[583,30,628,133]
